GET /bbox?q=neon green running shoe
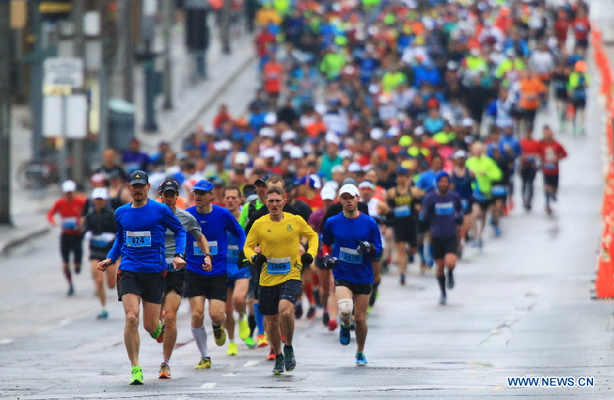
[130,365,143,385]
[213,326,226,346]
[238,316,250,340]
[244,336,256,348]
[227,342,238,356]
[194,357,212,369]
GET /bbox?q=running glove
[301,253,314,266]
[357,240,376,254]
[251,254,267,268]
[322,255,337,270]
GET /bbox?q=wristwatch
[174,252,185,260]
[203,253,212,258]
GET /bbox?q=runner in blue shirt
[322,184,382,366]
[420,171,463,306]
[98,170,187,385]
[184,179,246,370]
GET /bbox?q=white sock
[191,326,209,358]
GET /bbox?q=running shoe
[194,357,212,369]
[154,321,165,343]
[265,347,276,361]
[245,336,256,348]
[213,326,226,346]
[257,334,268,348]
[339,324,351,346]
[439,294,447,305]
[447,271,455,289]
[159,362,171,379]
[322,311,330,327]
[129,365,144,385]
[493,225,501,237]
[67,285,74,297]
[96,310,108,320]
[327,319,338,331]
[294,302,303,319]
[273,354,284,375]
[306,306,316,319]
[400,274,406,286]
[283,345,296,371]
[227,342,238,356]
[238,316,250,340]
[355,352,368,366]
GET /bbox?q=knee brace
[337,298,353,320]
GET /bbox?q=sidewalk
[0,25,256,255]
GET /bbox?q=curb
[1,227,51,256]
[168,54,258,144]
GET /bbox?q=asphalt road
[3,10,614,399]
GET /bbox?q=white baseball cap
[92,187,109,200]
[339,183,359,197]
[62,180,77,193]
[234,152,249,165]
[321,185,337,201]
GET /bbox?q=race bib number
[227,245,239,261]
[126,231,151,247]
[62,217,78,230]
[91,233,115,247]
[266,257,291,275]
[544,162,556,170]
[194,241,204,256]
[491,185,507,197]
[339,247,363,264]
[208,240,218,256]
[435,202,454,215]
[461,199,469,212]
[394,205,411,218]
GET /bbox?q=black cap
[254,175,269,185]
[129,170,149,185]
[213,177,226,187]
[158,178,179,193]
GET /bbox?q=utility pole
[162,0,174,110]
[220,0,231,55]
[71,0,86,186]
[117,0,134,102]
[0,1,12,224]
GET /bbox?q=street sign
[43,57,84,88]
[43,94,88,139]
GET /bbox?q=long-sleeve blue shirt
[185,205,246,276]
[107,200,186,273]
[322,212,382,284]
[420,191,463,238]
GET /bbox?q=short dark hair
[223,185,241,197]
[266,186,285,199]
[266,175,285,188]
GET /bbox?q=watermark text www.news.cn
[507,376,595,388]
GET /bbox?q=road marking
[200,383,217,389]
[0,338,14,345]
[243,360,260,367]
[223,372,238,376]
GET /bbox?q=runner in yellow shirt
[243,186,318,375]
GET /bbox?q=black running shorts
[165,268,186,296]
[61,233,83,264]
[334,279,372,295]
[184,270,227,301]
[392,221,418,247]
[258,279,302,316]
[431,236,458,260]
[117,269,165,304]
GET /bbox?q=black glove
[357,240,376,254]
[251,254,267,268]
[301,253,314,266]
[322,255,337,270]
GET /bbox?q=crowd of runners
[45,0,589,384]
